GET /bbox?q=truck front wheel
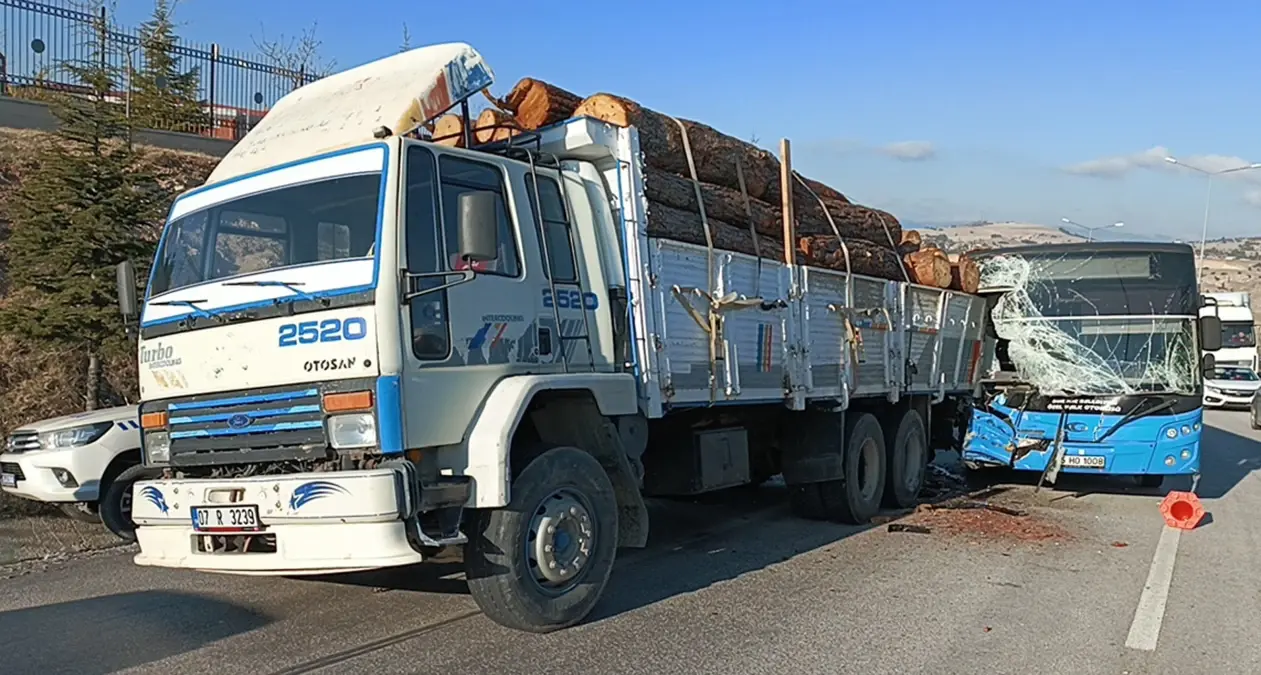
[463,445,619,633]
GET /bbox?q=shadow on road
[0,590,272,675]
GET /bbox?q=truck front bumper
[130,468,426,574]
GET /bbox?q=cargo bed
[525,117,989,419]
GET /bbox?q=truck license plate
[1062,455,1106,469]
[191,505,263,532]
[1,473,15,488]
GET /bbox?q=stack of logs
[428,79,980,293]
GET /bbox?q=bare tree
[400,23,412,53]
[252,21,336,87]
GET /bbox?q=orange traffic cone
[1159,491,1206,530]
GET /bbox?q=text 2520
[278,317,368,347]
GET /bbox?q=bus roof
[971,241,1195,260]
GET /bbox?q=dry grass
[0,127,218,521]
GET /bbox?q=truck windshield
[1221,321,1256,348]
[149,172,382,297]
[1212,366,1258,381]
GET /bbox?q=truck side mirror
[1202,352,1216,378]
[1200,314,1222,351]
[116,260,138,320]
[456,191,500,265]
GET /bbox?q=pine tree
[0,20,170,409]
[129,0,207,133]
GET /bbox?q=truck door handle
[538,327,552,356]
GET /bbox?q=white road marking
[1125,525,1183,651]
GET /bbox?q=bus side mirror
[116,260,138,320]
[1200,314,1222,351]
[456,191,500,265]
[1202,352,1216,378]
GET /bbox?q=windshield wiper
[147,298,225,322]
[221,280,319,303]
[1095,395,1178,443]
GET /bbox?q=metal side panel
[938,293,971,390]
[799,267,848,400]
[648,239,792,407]
[850,276,894,397]
[961,294,990,388]
[905,286,945,391]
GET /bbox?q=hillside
[0,127,219,519]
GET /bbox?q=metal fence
[0,0,323,140]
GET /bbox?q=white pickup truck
[108,42,991,633]
[1,405,141,523]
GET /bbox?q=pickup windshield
[1221,321,1257,348]
[149,172,382,297]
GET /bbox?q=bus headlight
[1165,428,1179,439]
[1181,425,1192,436]
[144,431,170,464]
[1181,449,1192,460]
[328,413,377,449]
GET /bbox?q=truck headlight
[39,421,113,450]
[328,413,376,449]
[144,431,170,464]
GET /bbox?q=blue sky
[110,0,1261,239]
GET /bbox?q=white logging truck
[107,43,991,632]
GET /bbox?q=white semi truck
[1199,291,1257,371]
[107,43,990,632]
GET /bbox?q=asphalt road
[3,410,1259,675]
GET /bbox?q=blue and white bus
[961,242,1221,488]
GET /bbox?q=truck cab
[1200,292,1257,371]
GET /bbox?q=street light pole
[1060,217,1124,242]
[1163,156,1261,284]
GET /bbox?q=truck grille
[5,431,38,454]
[154,385,328,460]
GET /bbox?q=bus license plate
[1062,455,1106,469]
[192,505,263,532]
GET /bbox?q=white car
[1,405,141,522]
[1203,366,1261,409]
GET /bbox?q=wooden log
[644,200,905,280]
[797,235,907,281]
[949,253,981,294]
[644,167,898,248]
[474,108,521,144]
[573,93,849,205]
[502,78,584,130]
[904,248,952,289]
[431,114,464,147]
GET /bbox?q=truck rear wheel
[883,408,927,509]
[788,412,887,524]
[464,445,619,633]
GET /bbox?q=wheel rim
[903,431,925,493]
[120,487,133,520]
[525,488,596,595]
[857,438,880,502]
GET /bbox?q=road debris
[887,524,932,535]
[1110,541,1129,548]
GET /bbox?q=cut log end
[504,78,584,130]
[431,114,464,147]
[474,108,521,145]
[904,249,952,289]
[951,255,981,294]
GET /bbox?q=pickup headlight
[328,413,377,449]
[38,421,113,450]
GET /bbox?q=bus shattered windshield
[977,245,1200,397]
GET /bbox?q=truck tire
[883,408,927,509]
[787,412,887,524]
[464,445,619,633]
[100,464,156,543]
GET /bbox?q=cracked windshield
[1,2,1259,674]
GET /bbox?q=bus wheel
[464,446,618,633]
[883,408,927,509]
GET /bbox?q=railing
[0,0,324,141]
